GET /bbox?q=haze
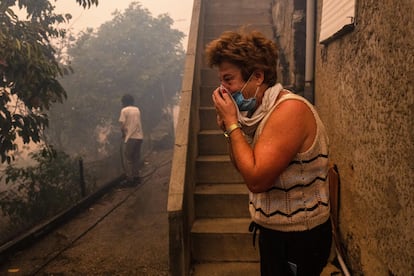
[55,0,194,47]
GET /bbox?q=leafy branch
[0,0,98,163]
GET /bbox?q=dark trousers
[121,138,142,181]
[258,219,332,276]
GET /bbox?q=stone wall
[314,0,414,275]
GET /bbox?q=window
[319,0,356,44]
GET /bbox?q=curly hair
[205,29,278,86]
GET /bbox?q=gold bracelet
[224,123,241,138]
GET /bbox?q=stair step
[200,85,216,107]
[206,10,272,25]
[206,0,272,11]
[199,107,218,131]
[204,24,274,39]
[198,130,228,155]
[195,184,250,218]
[191,262,260,276]
[196,155,244,183]
[191,218,259,261]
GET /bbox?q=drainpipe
[336,248,351,276]
[305,0,315,104]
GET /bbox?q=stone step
[205,0,272,11]
[200,85,216,107]
[196,155,243,184]
[205,9,272,26]
[191,218,260,262]
[198,130,228,155]
[191,262,260,276]
[204,24,274,40]
[195,184,250,218]
[199,106,218,131]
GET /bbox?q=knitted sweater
[249,93,330,232]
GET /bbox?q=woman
[206,30,332,276]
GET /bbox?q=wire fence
[0,125,170,251]
[0,154,123,247]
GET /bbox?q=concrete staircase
[190,1,275,274]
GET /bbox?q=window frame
[319,0,357,44]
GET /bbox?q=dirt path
[0,149,173,275]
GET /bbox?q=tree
[46,2,185,158]
[0,149,84,234]
[0,0,98,163]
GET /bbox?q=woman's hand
[212,87,238,129]
[217,114,226,132]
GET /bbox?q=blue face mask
[232,91,257,111]
[231,74,258,112]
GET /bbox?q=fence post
[79,158,86,197]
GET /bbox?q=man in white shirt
[119,94,144,186]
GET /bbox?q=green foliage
[47,2,185,157]
[75,0,99,8]
[0,0,99,163]
[0,147,82,227]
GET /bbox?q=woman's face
[218,62,254,97]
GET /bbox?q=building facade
[314,0,413,275]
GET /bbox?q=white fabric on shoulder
[235,83,283,144]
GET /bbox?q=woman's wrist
[224,123,241,138]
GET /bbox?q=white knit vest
[249,93,330,232]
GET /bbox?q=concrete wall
[314,1,414,275]
[167,0,203,275]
